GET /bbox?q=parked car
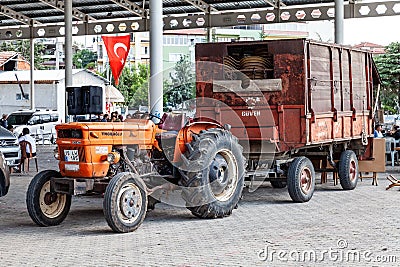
[0,126,20,167]
[0,152,10,197]
[7,109,59,143]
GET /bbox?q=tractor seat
[157,113,186,139]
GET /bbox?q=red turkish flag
[102,35,131,85]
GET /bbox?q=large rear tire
[103,172,148,233]
[26,170,71,226]
[338,150,359,190]
[287,157,315,203]
[180,128,245,219]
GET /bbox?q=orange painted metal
[56,120,158,178]
[172,122,223,163]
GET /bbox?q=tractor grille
[0,140,18,148]
[3,152,19,158]
[60,147,86,162]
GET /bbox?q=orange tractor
[26,113,245,233]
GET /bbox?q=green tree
[101,64,149,107]
[374,42,400,113]
[164,55,195,108]
[0,40,46,69]
[73,49,97,69]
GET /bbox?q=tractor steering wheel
[132,112,164,125]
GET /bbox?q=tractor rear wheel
[103,172,148,233]
[287,157,315,203]
[180,128,245,218]
[26,170,71,226]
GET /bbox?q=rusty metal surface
[196,39,377,153]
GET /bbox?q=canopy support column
[335,0,344,44]
[64,0,73,121]
[149,0,163,119]
[30,32,35,110]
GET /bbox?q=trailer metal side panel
[195,39,377,155]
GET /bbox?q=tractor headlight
[107,152,120,164]
[54,149,60,160]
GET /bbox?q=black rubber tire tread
[26,170,71,226]
[180,128,246,219]
[0,170,8,197]
[287,157,315,203]
[270,181,287,188]
[103,172,148,233]
[338,150,359,190]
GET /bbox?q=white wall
[0,83,57,115]
[0,70,107,121]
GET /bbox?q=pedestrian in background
[374,125,384,138]
[6,124,15,135]
[0,114,8,128]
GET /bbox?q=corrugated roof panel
[0,0,336,29]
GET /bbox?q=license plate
[64,150,79,162]
[65,164,79,171]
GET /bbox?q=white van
[7,109,60,143]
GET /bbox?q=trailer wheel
[26,170,71,226]
[287,157,315,202]
[338,150,359,190]
[103,172,148,233]
[180,128,245,218]
[270,181,287,188]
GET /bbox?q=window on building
[239,37,255,41]
[169,53,183,62]
[16,93,29,101]
[98,44,103,58]
[216,37,238,42]
[163,35,189,46]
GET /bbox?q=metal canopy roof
[0,0,399,40]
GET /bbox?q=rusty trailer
[195,39,380,202]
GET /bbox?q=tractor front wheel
[103,172,148,233]
[26,170,71,226]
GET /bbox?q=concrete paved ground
[0,145,399,266]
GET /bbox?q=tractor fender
[172,122,225,163]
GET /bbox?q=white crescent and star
[113,42,128,64]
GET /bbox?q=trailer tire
[26,170,71,226]
[103,172,148,233]
[270,181,287,188]
[180,128,245,219]
[338,150,359,190]
[287,157,315,202]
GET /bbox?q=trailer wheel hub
[300,168,312,194]
[349,160,356,181]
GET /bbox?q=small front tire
[103,172,148,233]
[26,170,71,226]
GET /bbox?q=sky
[307,15,400,46]
[344,16,400,45]
[74,15,400,49]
